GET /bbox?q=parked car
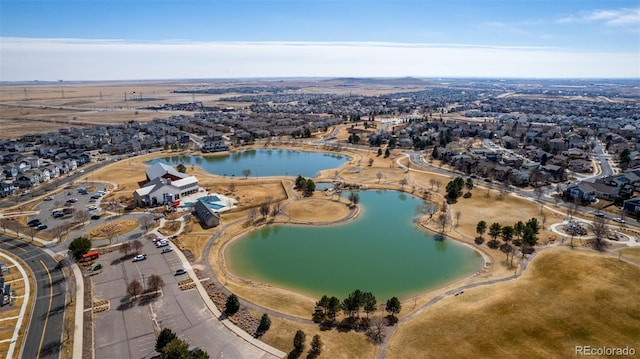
[612,217,625,223]
[67,198,78,203]
[52,211,64,218]
[28,219,41,227]
[132,254,147,262]
[155,240,169,248]
[35,224,48,231]
[44,196,54,201]
[87,206,98,211]
[174,269,187,276]
[91,214,101,220]
[161,247,173,253]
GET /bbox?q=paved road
[0,235,66,359]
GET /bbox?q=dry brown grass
[286,198,350,223]
[388,247,640,358]
[180,234,211,261]
[158,220,181,236]
[85,219,139,240]
[615,246,640,263]
[260,316,377,359]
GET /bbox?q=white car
[612,217,625,223]
[132,254,147,262]
[88,206,98,211]
[155,240,169,248]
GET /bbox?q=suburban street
[0,235,66,359]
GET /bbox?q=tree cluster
[289,330,322,359]
[313,290,401,331]
[445,176,466,202]
[68,236,91,261]
[294,175,316,197]
[156,328,209,358]
[476,217,540,262]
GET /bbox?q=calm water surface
[147,149,349,177]
[227,191,483,300]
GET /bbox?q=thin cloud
[558,7,640,27]
[0,37,638,81]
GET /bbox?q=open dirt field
[0,79,426,139]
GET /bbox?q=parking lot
[29,182,110,229]
[92,238,275,359]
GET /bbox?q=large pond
[226,191,484,300]
[147,149,349,178]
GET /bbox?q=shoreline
[85,144,526,320]
[218,188,489,306]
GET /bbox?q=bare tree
[119,242,131,257]
[399,178,408,190]
[0,218,11,233]
[590,216,609,251]
[376,172,384,183]
[147,274,164,294]
[126,280,143,300]
[434,179,442,192]
[26,226,38,243]
[104,223,118,245]
[228,182,236,193]
[242,169,251,179]
[533,186,544,202]
[437,213,448,234]
[429,178,436,190]
[367,316,386,344]
[131,239,143,254]
[246,207,258,225]
[139,214,155,231]
[74,210,90,225]
[259,202,270,219]
[454,210,462,227]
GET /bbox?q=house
[202,141,229,153]
[623,196,640,216]
[193,199,221,228]
[565,182,597,203]
[13,173,37,188]
[0,183,15,198]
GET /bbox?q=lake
[147,149,349,178]
[226,190,483,301]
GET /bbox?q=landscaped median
[0,250,34,359]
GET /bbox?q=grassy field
[260,315,377,359]
[387,247,640,358]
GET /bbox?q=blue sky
[1,0,639,80]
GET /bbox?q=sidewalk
[0,251,30,359]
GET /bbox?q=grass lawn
[260,316,377,359]
[85,219,139,240]
[387,247,640,358]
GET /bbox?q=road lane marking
[36,259,54,359]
